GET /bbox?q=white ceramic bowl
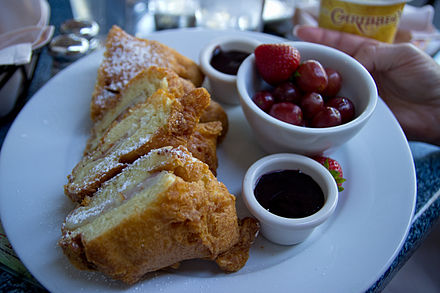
[242,153,339,245]
[199,36,261,105]
[236,41,378,155]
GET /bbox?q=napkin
[293,3,440,55]
[0,0,54,65]
[0,0,53,117]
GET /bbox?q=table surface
[0,0,439,292]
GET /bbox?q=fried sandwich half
[60,146,258,284]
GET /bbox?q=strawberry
[254,44,300,85]
[313,156,346,192]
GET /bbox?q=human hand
[294,25,440,146]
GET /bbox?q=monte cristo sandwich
[60,146,259,285]
[60,28,259,284]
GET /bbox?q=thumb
[294,25,381,71]
[351,43,378,72]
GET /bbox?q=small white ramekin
[242,153,339,245]
[199,36,261,105]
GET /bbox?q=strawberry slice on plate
[254,44,300,85]
[313,156,346,192]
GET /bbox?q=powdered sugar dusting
[155,145,197,163]
[65,199,114,229]
[98,29,172,106]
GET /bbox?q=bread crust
[186,121,222,176]
[200,100,229,143]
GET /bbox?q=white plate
[0,29,416,293]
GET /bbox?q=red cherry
[300,92,325,121]
[326,97,355,123]
[269,102,304,126]
[273,82,302,104]
[311,107,342,128]
[295,60,328,93]
[253,91,275,112]
[323,68,342,98]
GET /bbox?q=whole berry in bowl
[311,106,342,128]
[323,68,342,98]
[269,102,304,126]
[252,91,275,112]
[300,92,325,121]
[326,96,355,123]
[295,60,328,93]
[254,44,300,85]
[273,82,302,104]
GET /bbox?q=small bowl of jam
[199,36,261,105]
[242,153,339,245]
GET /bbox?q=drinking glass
[196,0,266,31]
[149,0,199,30]
[70,0,152,36]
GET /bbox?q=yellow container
[318,0,407,43]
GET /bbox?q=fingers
[294,25,384,71]
[295,25,378,55]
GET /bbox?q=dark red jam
[210,46,250,75]
[254,169,325,218]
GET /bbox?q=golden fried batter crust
[200,100,229,143]
[215,217,260,272]
[186,121,222,176]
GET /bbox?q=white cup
[199,36,261,105]
[242,153,339,245]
